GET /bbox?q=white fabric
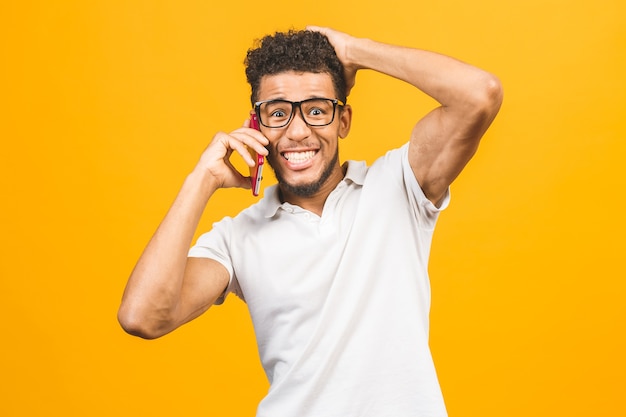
[189,143,450,417]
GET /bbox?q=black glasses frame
[254,98,345,128]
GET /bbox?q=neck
[279,163,346,216]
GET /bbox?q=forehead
[257,71,335,101]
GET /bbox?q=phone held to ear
[249,114,264,196]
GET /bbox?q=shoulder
[342,144,409,185]
[365,143,450,215]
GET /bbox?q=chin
[280,179,325,197]
[270,150,339,198]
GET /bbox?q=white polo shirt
[189,143,450,417]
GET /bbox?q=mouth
[281,150,317,164]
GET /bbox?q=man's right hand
[193,116,269,191]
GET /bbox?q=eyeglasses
[254,98,345,128]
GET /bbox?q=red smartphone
[249,114,264,196]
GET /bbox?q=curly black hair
[244,30,347,106]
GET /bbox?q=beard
[268,147,340,198]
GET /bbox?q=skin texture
[117,26,502,340]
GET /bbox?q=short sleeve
[188,217,243,304]
[399,143,450,220]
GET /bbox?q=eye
[303,100,332,120]
[262,101,291,120]
[270,109,287,118]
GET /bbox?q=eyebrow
[259,96,333,102]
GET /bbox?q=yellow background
[1,0,624,416]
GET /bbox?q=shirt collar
[261,160,368,218]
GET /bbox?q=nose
[285,107,311,142]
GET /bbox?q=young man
[118,26,503,416]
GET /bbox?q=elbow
[456,74,503,136]
[475,74,504,117]
[117,304,168,340]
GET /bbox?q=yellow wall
[2,1,624,415]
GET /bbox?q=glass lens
[301,99,335,125]
[259,100,292,127]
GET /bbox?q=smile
[282,150,317,163]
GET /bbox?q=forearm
[118,170,218,337]
[346,37,500,111]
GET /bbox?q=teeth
[283,151,316,163]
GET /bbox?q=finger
[231,128,269,156]
[227,136,256,167]
[306,25,329,34]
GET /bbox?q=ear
[338,104,352,138]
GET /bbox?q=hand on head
[306,25,359,98]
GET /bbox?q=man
[118,26,502,416]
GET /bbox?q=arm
[117,118,268,339]
[309,26,503,206]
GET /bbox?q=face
[257,71,351,199]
